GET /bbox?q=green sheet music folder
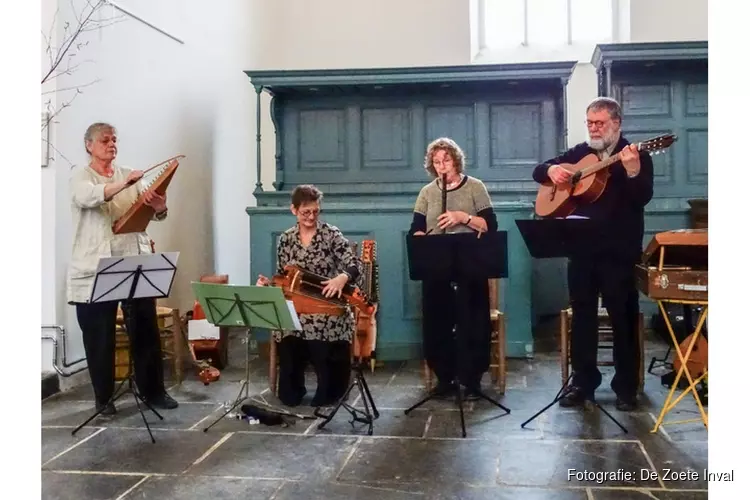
[191,282,301,331]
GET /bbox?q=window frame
[478,0,621,51]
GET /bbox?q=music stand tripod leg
[520,372,628,433]
[203,325,253,432]
[404,283,510,439]
[72,303,164,444]
[404,285,462,418]
[357,363,379,420]
[521,373,575,428]
[315,362,380,436]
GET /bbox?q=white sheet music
[188,319,221,340]
[286,300,303,331]
[90,252,179,302]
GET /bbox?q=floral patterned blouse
[273,221,362,343]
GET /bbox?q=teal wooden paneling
[247,204,536,361]
[614,78,708,199]
[245,63,577,361]
[274,89,563,188]
[592,42,708,326]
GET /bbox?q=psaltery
[353,240,379,370]
[112,155,184,234]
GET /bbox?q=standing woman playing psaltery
[409,137,498,397]
[67,122,179,415]
[256,185,363,407]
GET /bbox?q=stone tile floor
[42,334,708,499]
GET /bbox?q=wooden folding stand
[635,229,708,433]
[651,298,708,432]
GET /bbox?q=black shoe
[559,387,591,408]
[96,402,116,416]
[432,381,454,399]
[145,392,179,410]
[615,396,637,412]
[311,393,336,407]
[463,384,482,401]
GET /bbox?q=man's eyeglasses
[585,120,609,129]
[298,209,320,218]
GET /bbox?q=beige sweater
[66,164,166,304]
[413,175,492,234]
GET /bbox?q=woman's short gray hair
[84,122,116,155]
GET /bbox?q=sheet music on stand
[90,252,179,303]
[191,282,311,431]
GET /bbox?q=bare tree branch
[42,78,100,96]
[42,91,82,133]
[41,0,130,167]
[42,137,75,168]
[80,17,128,32]
[42,0,105,85]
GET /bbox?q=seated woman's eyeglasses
[299,209,320,217]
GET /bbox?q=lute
[534,135,676,218]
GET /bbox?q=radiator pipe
[41,324,88,377]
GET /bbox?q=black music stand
[403,230,511,438]
[192,282,302,432]
[72,252,179,443]
[515,218,628,434]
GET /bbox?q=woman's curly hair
[423,137,466,178]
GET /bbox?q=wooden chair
[187,274,230,370]
[423,278,507,393]
[115,305,183,384]
[559,297,645,393]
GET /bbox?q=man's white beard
[588,137,606,151]
[587,131,619,151]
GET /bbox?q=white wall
[41,0,59,372]
[630,0,708,42]
[252,0,470,72]
[42,0,258,373]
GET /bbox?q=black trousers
[567,257,640,398]
[75,298,166,405]
[421,279,491,388]
[277,336,351,407]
